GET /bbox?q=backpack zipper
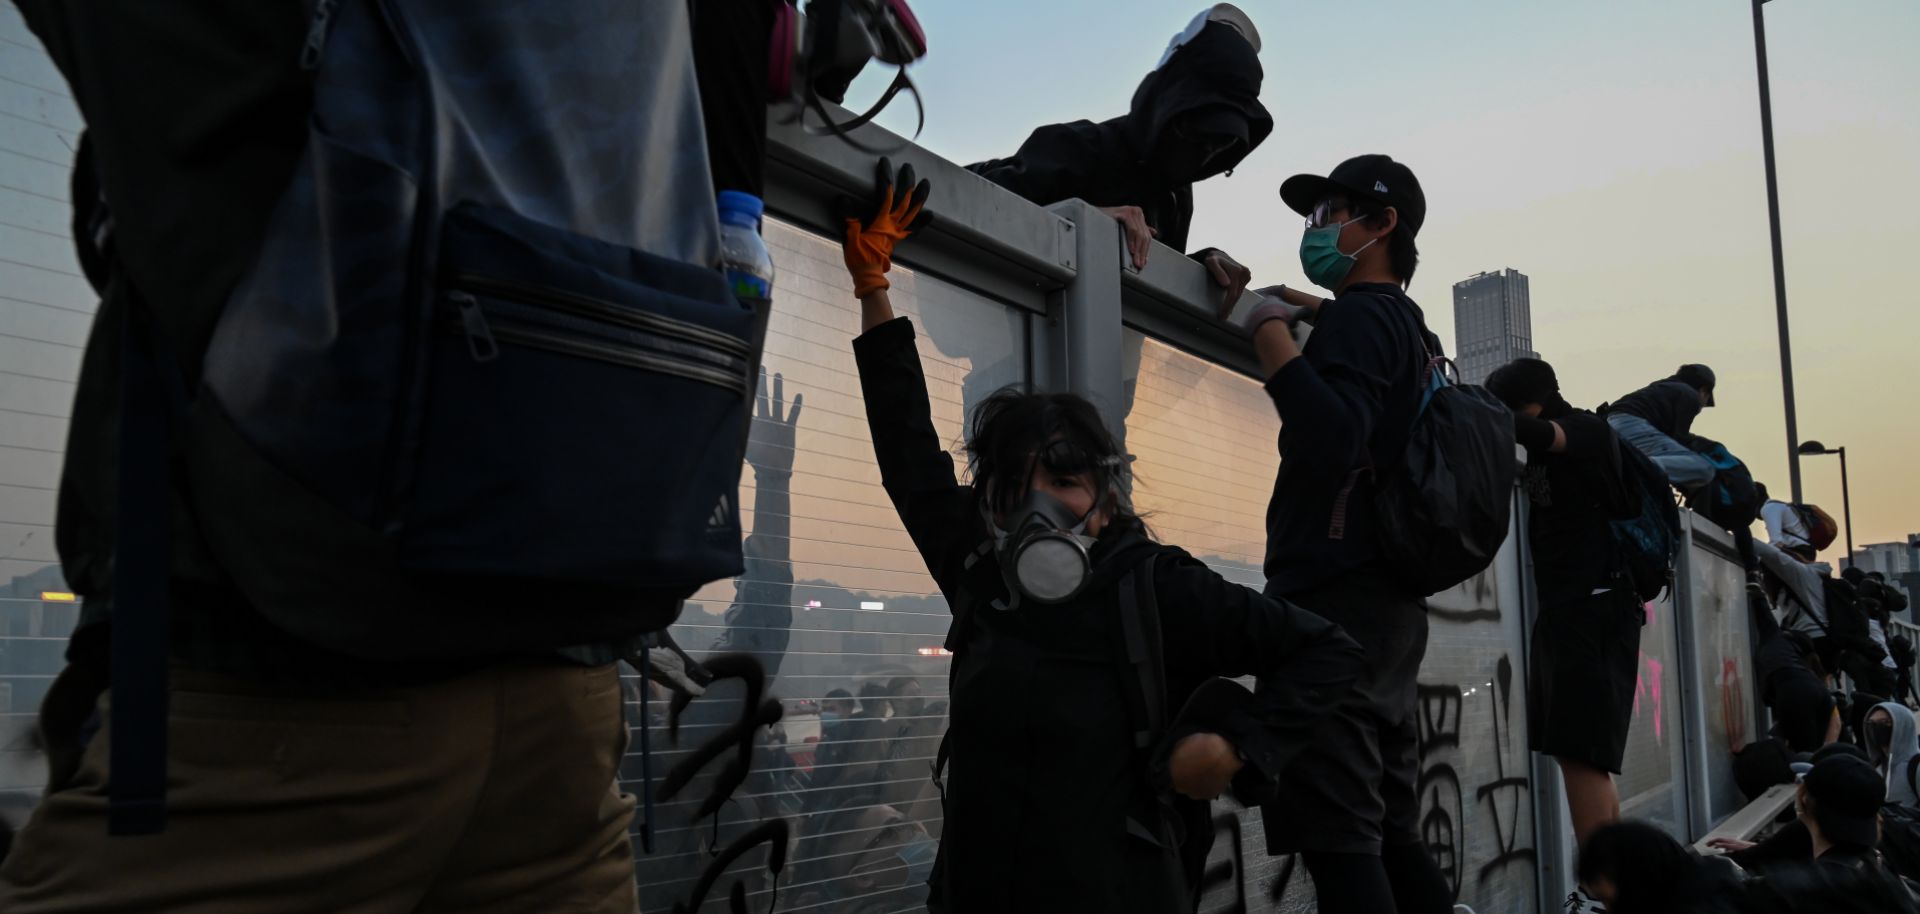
[449,292,499,362]
[451,272,750,361]
[443,292,747,396]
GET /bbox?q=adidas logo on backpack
[709,494,734,532]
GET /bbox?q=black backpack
[1684,435,1761,531]
[1820,577,1875,644]
[1882,802,1920,885]
[1609,434,1683,603]
[1371,333,1518,597]
[108,1,764,834]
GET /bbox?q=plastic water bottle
[717,190,775,301]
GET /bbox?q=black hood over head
[1126,21,1272,181]
[965,20,1268,252]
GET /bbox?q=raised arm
[840,159,972,582]
[707,370,802,677]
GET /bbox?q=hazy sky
[844,0,1920,563]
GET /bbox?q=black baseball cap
[1802,755,1885,848]
[1486,357,1559,411]
[1280,154,1426,237]
[1675,363,1716,406]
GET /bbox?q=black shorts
[1529,587,1645,774]
[1261,573,1429,856]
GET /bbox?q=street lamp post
[1752,0,1804,503]
[1799,441,1851,567]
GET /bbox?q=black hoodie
[965,21,1271,253]
[851,317,1361,912]
[1610,377,1705,441]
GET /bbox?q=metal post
[1838,446,1854,568]
[1751,0,1804,503]
[1043,199,1126,435]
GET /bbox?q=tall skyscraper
[1452,268,1537,385]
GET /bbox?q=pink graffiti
[1721,658,1748,750]
[1632,651,1666,744]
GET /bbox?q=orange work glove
[841,156,933,297]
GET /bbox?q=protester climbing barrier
[0,17,1772,911]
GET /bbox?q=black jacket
[1610,377,1703,441]
[1260,284,1439,597]
[1514,409,1635,606]
[965,22,1270,253]
[1757,629,1824,697]
[852,317,1362,912]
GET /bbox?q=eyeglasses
[1307,198,1353,229]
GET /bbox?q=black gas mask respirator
[982,490,1101,610]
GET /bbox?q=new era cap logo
[1374,180,1390,193]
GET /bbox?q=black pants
[1261,573,1452,914]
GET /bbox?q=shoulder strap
[1117,557,1167,749]
[1907,753,1919,799]
[109,302,187,836]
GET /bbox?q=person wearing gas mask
[1234,154,1457,914]
[967,4,1272,314]
[839,158,1364,912]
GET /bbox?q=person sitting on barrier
[838,156,1364,912]
[1602,365,1718,493]
[1485,358,1644,860]
[966,4,1270,313]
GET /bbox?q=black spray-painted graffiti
[1416,653,1536,903]
[1196,809,1298,910]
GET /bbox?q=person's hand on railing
[1704,836,1756,853]
[1098,205,1156,270]
[1201,250,1252,320]
[1254,284,1330,319]
[839,156,932,299]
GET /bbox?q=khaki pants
[0,662,638,913]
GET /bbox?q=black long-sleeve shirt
[1514,409,1635,607]
[1610,377,1703,440]
[852,316,1363,911]
[1260,283,1439,597]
